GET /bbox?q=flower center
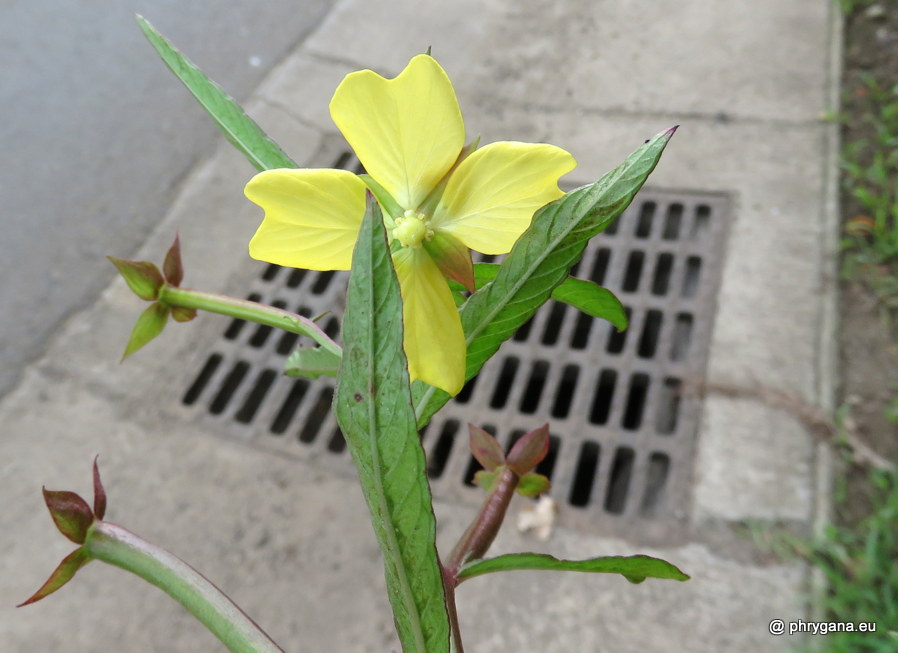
[392,210,434,248]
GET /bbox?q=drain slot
[490,357,520,409]
[428,420,460,479]
[605,447,635,514]
[569,440,601,507]
[298,386,334,443]
[271,379,310,435]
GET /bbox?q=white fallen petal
[517,495,558,541]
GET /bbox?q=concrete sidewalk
[1,1,840,651]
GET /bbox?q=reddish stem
[444,466,519,581]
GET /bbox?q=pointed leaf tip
[163,233,184,287]
[469,423,505,471]
[92,457,107,520]
[17,548,91,607]
[657,125,678,143]
[108,257,164,301]
[506,424,550,475]
[423,232,475,292]
[137,14,296,172]
[121,302,170,361]
[43,489,94,544]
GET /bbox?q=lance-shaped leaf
[122,302,169,360]
[43,489,94,545]
[468,423,506,472]
[425,232,474,292]
[333,195,450,653]
[360,174,403,222]
[108,257,164,301]
[17,548,92,607]
[473,470,498,492]
[170,306,198,323]
[506,424,549,476]
[514,473,551,497]
[137,16,296,172]
[457,553,690,584]
[470,263,628,331]
[549,275,627,331]
[284,347,341,379]
[92,456,107,520]
[473,470,550,497]
[413,127,676,427]
[162,234,185,287]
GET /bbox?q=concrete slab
[304,0,831,123]
[1,0,840,651]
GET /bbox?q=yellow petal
[432,142,577,254]
[245,168,366,270]
[330,55,465,211]
[392,247,465,395]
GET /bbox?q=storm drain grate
[179,137,730,543]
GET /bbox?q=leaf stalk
[86,522,285,653]
[160,285,341,355]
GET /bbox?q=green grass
[805,6,898,650]
[840,72,898,314]
[803,468,898,651]
[837,0,876,15]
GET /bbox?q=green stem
[161,285,341,355]
[85,522,286,653]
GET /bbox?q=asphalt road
[1,0,335,397]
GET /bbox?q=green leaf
[170,306,198,323]
[457,553,690,584]
[454,264,626,331]
[514,473,551,498]
[17,547,91,607]
[136,15,296,172]
[360,174,403,220]
[108,257,164,301]
[284,347,341,379]
[473,470,498,491]
[122,302,169,360]
[333,195,449,653]
[413,127,676,427]
[469,265,629,332]
[550,275,628,331]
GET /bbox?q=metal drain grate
[179,136,730,543]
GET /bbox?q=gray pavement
[0,0,335,398]
[1,1,841,651]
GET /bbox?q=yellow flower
[244,54,576,395]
